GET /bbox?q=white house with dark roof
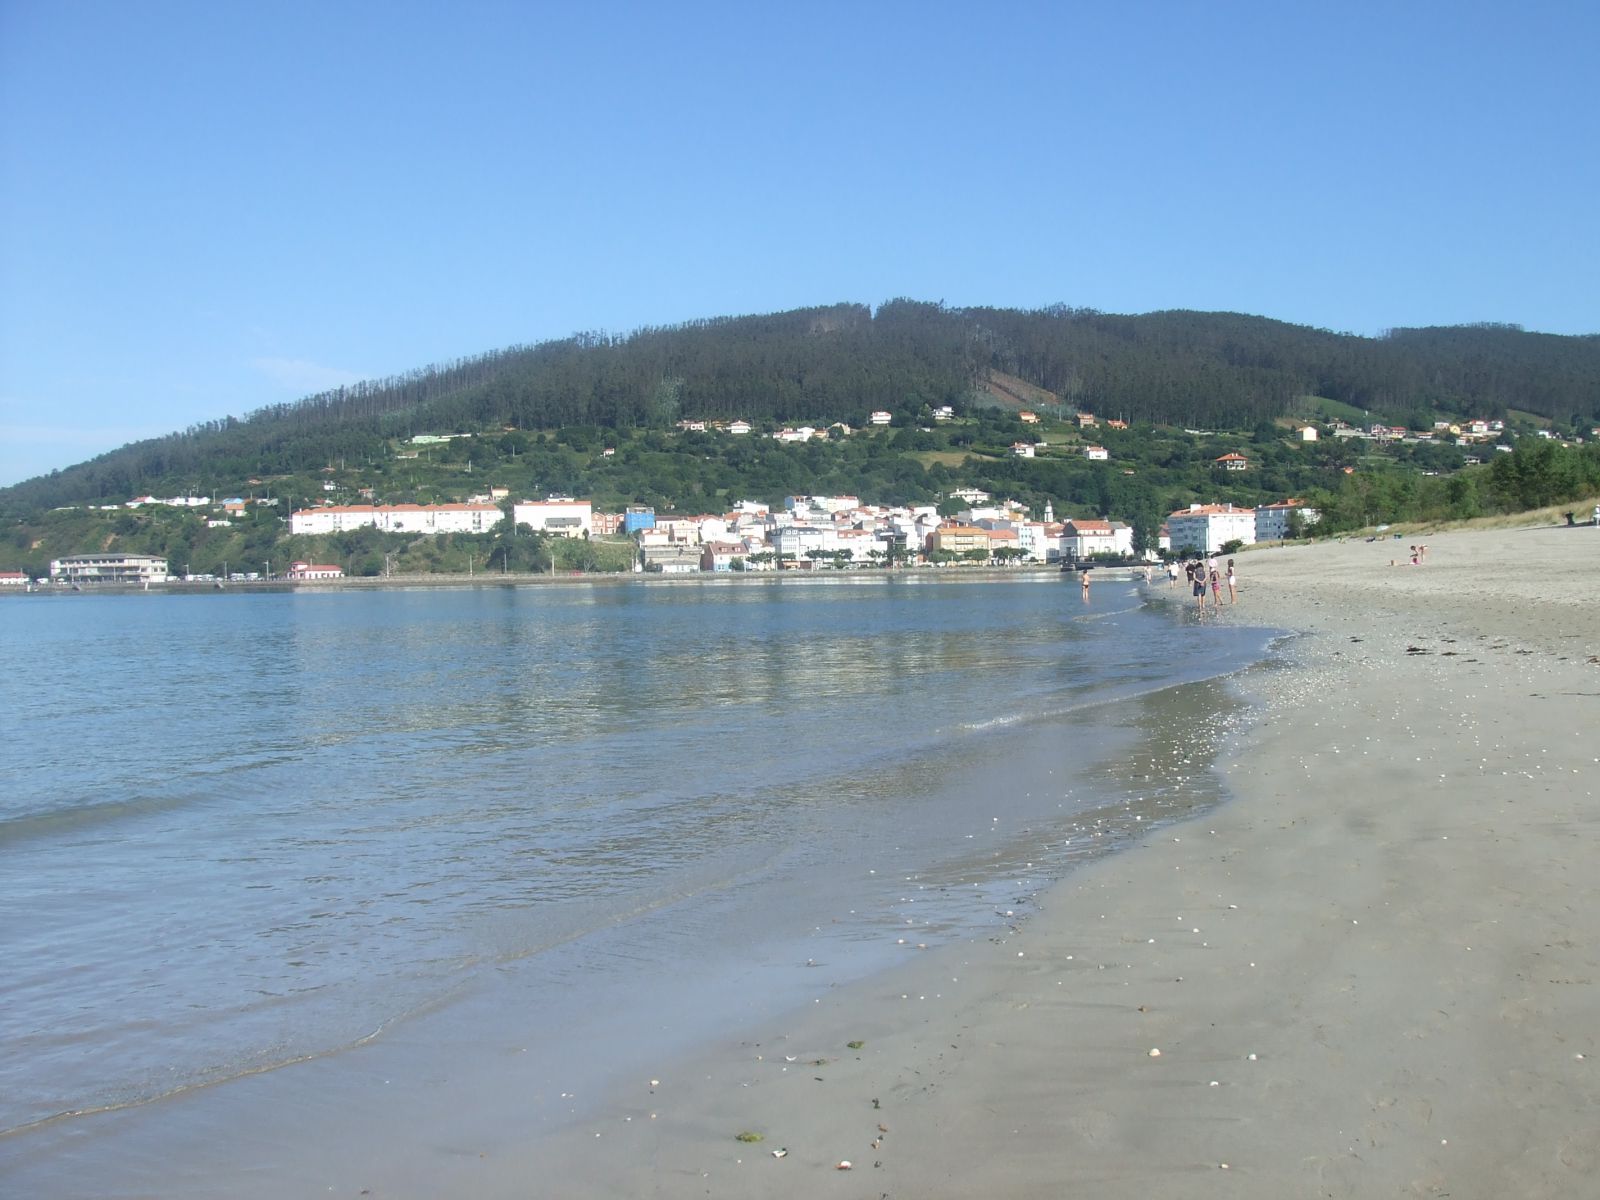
[512,498,592,538]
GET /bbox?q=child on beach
[1209,565,1222,605]
[1226,559,1237,603]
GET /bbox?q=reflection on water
[0,576,1273,1137]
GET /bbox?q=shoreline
[0,582,1266,1197]
[6,526,1594,1197]
[491,524,1598,1198]
[0,562,1147,597]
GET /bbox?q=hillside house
[512,498,593,538]
[291,504,501,536]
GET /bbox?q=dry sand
[486,523,1598,1199]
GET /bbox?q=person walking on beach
[1209,564,1222,606]
[1167,561,1179,586]
[1189,559,1207,611]
[1226,558,1237,604]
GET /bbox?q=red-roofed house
[1061,519,1131,559]
[288,562,344,580]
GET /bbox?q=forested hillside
[4,302,1598,512]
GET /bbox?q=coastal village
[14,406,1593,586]
[30,488,1313,584]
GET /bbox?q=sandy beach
[6,523,1594,1200]
[486,523,1598,1199]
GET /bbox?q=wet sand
[502,524,1598,1198]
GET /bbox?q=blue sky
[2,0,1596,485]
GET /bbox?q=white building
[1061,519,1133,559]
[1166,503,1257,554]
[1255,499,1321,541]
[50,553,170,584]
[786,495,860,515]
[288,562,344,579]
[291,504,502,536]
[700,541,748,572]
[1010,441,1036,458]
[771,525,832,560]
[512,498,593,538]
[1015,521,1050,561]
[651,515,704,543]
[869,410,893,425]
[1083,445,1109,460]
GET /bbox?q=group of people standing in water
[1085,555,1240,612]
[1163,555,1237,611]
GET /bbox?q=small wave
[960,712,1029,731]
[0,1016,396,1140]
[0,791,209,846]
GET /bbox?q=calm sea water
[0,573,1276,1183]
